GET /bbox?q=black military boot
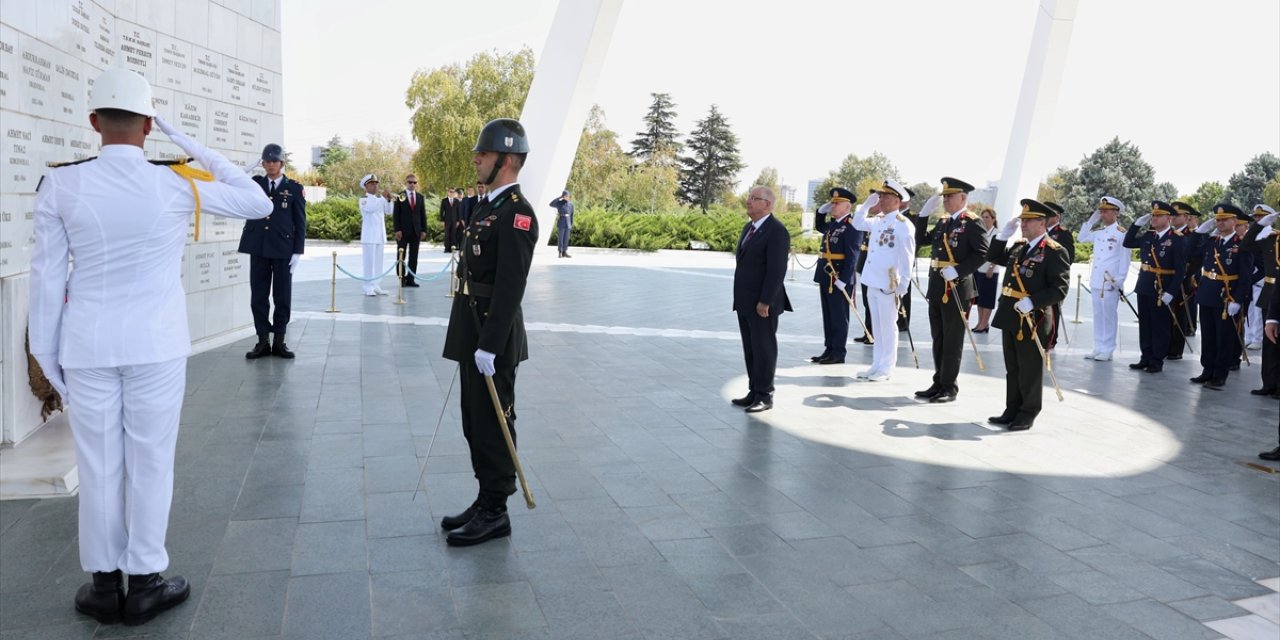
[446,494,511,547]
[245,336,271,359]
[122,573,189,626]
[440,496,481,531]
[74,570,124,624]
[271,335,295,359]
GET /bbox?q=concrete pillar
[994,0,1079,223]
[517,0,624,254]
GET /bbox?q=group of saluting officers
[798,178,1279,441]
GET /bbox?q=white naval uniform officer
[28,69,271,626]
[851,188,917,380]
[1079,195,1130,361]
[359,173,395,296]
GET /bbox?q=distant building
[806,179,823,211]
[969,181,999,207]
[780,184,797,205]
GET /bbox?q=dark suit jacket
[733,214,792,315]
[393,190,428,236]
[458,195,475,223]
[1242,222,1278,308]
[440,197,459,227]
[240,175,306,258]
[1048,224,1076,263]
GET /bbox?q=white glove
[1014,298,1034,314]
[940,266,958,281]
[154,115,208,164]
[1195,219,1215,234]
[920,194,941,218]
[1227,302,1241,317]
[289,254,301,274]
[245,158,262,175]
[33,354,67,400]
[836,280,848,290]
[474,349,496,376]
[1087,210,1101,225]
[1259,226,1275,240]
[997,216,1020,241]
[818,202,832,215]
[1134,213,1152,227]
[1160,292,1174,306]
[865,192,880,210]
[1259,212,1278,227]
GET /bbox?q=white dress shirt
[359,192,394,244]
[30,144,271,368]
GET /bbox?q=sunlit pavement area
[2,244,1277,640]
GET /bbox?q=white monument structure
[1,0,284,495]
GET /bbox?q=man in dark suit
[459,186,476,225]
[393,174,427,287]
[440,188,460,252]
[240,143,306,359]
[1261,289,1280,461]
[731,186,792,413]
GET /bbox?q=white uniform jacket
[1080,221,1130,290]
[360,193,393,244]
[29,144,271,369]
[852,207,916,295]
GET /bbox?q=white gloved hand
[920,194,941,218]
[836,280,848,290]
[940,266,958,281]
[1014,298,1034,314]
[245,158,262,174]
[1134,213,1152,227]
[997,216,1020,241]
[1104,282,1116,292]
[154,115,210,165]
[474,349,496,376]
[1227,302,1241,317]
[1160,292,1174,306]
[289,254,301,274]
[1087,210,1101,225]
[1259,212,1278,227]
[33,354,67,400]
[818,202,832,215]
[1195,219,1215,234]
[1259,225,1275,240]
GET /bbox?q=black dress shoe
[1229,363,1240,372]
[441,497,480,531]
[1128,362,1148,370]
[744,399,773,413]
[1251,387,1277,396]
[75,570,124,625]
[1007,420,1033,431]
[1260,447,1280,462]
[810,355,828,363]
[988,414,1015,425]
[817,356,845,365]
[731,394,754,407]
[972,327,990,334]
[1203,378,1226,390]
[122,573,189,626]
[915,385,941,399]
[930,391,957,404]
[1143,365,1163,373]
[245,338,271,360]
[854,335,870,344]
[1167,355,1183,360]
[446,498,511,547]
[1189,373,1212,384]
[405,281,420,288]
[271,340,295,359]
[563,253,571,258]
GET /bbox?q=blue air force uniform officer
[1191,204,1255,390]
[1122,201,1186,373]
[810,187,863,364]
[240,143,306,359]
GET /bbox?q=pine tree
[630,93,681,165]
[1224,152,1280,208]
[678,105,745,212]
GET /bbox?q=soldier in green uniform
[439,119,538,546]
[985,199,1071,431]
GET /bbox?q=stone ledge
[0,411,78,500]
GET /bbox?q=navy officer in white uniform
[29,68,271,626]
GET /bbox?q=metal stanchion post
[1071,273,1083,323]
[394,247,406,305]
[326,251,340,313]
[446,250,457,298]
[788,251,795,281]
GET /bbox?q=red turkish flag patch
[514,214,532,231]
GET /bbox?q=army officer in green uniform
[440,119,538,546]
[985,199,1071,431]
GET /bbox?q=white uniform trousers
[65,357,186,575]
[1245,282,1263,345]
[867,288,900,375]
[1093,287,1121,356]
[361,243,384,295]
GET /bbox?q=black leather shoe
[1203,379,1226,390]
[1229,363,1240,372]
[854,335,870,344]
[441,497,480,531]
[1007,420,1033,432]
[930,391,957,404]
[744,399,773,413]
[404,281,420,288]
[271,339,295,359]
[1143,365,1163,373]
[1189,373,1212,384]
[75,570,124,625]
[809,355,827,363]
[988,414,1015,425]
[1260,447,1280,462]
[122,573,189,626]
[731,394,754,407]
[1167,354,1183,360]
[446,498,511,547]
[915,385,941,399]
[1251,387,1277,396]
[1128,362,1148,370]
[563,253,571,258]
[245,338,271,359]
[817,356,845,365]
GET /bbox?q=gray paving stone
[453,581,546,636]
[1101,598,1222,640]
[282,572,371,640]
[292,520,367,575]
[370,570,457,637]
[189,570,289,640]
[211,518,296,575]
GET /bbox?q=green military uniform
[986,199,1071,430]
[442,184,538,499]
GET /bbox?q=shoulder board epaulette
[960,211,979,220]
[1012,238,1028,245]
[1172,229,1183,237]
[510,192,521,202]
[148,157,194,166]
[895,214,908,222]
[1046,238,1062,250]
[1118,226,1127,232]
[46,156,98,168]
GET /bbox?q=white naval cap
[89,68,156,117]
[1253,204,1277,217]
[1098,195,1125,212]
[359,174,379,188]
[877,178,911,202]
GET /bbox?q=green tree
[1038,166,1075,204]
[404,48,536,194]
[906,182,937,215]
[315,133,416,198]
[678,105,745,212]
[1181,181,1226,215]
[315,134,350,183]
[1058,137,1156,228]
[753,166,780,192]
[565,105,632,208]
[809,152,899,211]
[1224,152,1280,208]
[630,92,681,165]
[1261,171,1280,209]
[613,162,681,213]
[1152,181,1178,203]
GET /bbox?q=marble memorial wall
[0,0,283,445]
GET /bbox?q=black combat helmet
[261,143,284,162]
[473,119,529,154]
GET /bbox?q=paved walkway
[2,246,1277,640]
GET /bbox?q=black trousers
[1199,306,1242,381]
[928,297,966,393]
[819,284,852,359]
[1168,299,1195,358]
[737,310,779,398]
[444,221,460,252]
[1260,331,1278,391]
[396,236,420,284]
[458,362,518,497]
[248,254,292,338]
[1137,294,1172,367]
[1002,328,1044,423]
